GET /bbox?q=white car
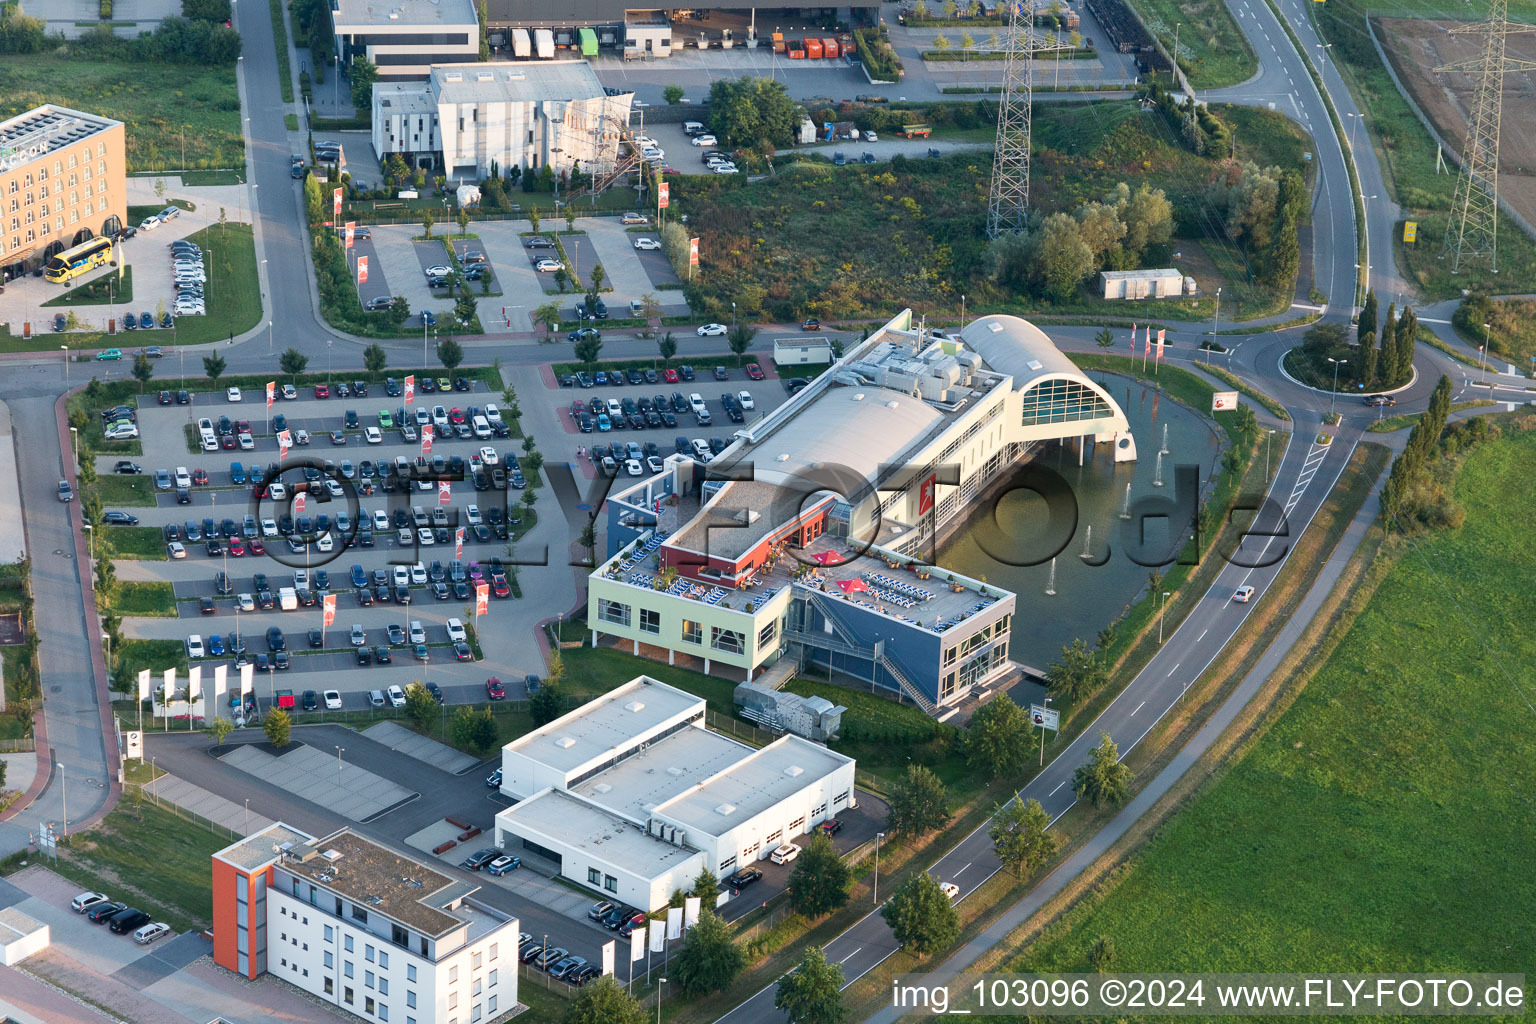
[424,265,451,277]
[387,685,407,708]
[409,621,427,644]
[237,593,255,612]
[133,922,171,944]
[237,432,254,450]
[534,258,563,273]
[864,130,879,142]
[634,135,658,148]
[105,423,140,440]
[72,890,110,912]
[445,618,467,643]
[696,323,727,337]
[478,446,499,465]
[350,625,366,647]
[691,134,718,146]
[323,689,343,709]
[465,505,483,526]
[691,438,712,460]
[372,509,389,531]
[364,426,382,444]
[166,541,186,559]
[417,527,435,546]
[484,403,504,426]
[1233,585,1255,603]
[633,238,662,251]
[737,390,755,410]
[315,533,334,552]
[139,216,161,231]
[624,458,644,477]
[174,466,192,488]
[261,518,278,537]
[712,163,738,175]
[293,569,309,590]
[186,635,205,659]
[392,565,411,588]
[268,482,288,500]
[641,146,664,161]
[769,843,801,865]
[410,562,427,585]
[226,387,242,402]
[939,881,960,901]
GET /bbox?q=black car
[266,626,286,652]
[424,681,444,703]
[355,647,373,665]
[461,848,498,870]
[102,510,139,525]
[308,628,324,648]
[87,901,128,923]
[726,867,764,889]
[109,909,152,934]
[302,689,319,710]
[274,651,290,670]
[375,646,392,664]
[524,236,555,249]
[114,461,143,474]
[176,390,191,404]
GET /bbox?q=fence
[124,783,244,841]
[705,708,779,747]
[0,737,35,753]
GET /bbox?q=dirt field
[1381,16,1536,227]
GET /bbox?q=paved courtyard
[218,741,416,821]
[360,720,478,774]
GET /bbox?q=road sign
[1030,704,1060,731]
[1403,221,1418,243]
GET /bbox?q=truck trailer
[534,28,555,58]
[512,28,531,58]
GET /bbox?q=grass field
[116,639,187,682]
[0,57,241,173]
[95,475,159,507]
[1127,0,1256,88]
[1394,212,1536,301]
[111,581,177,617]
[169,223,261,347]
[1367,399,1494,432]
[42,266,134,308]
[1007,428,1536,986]
[105,527,169,560]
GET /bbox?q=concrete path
[219,741,416,821]
[361,720,478,774]
[0,403,25,562]
[472,221,540,332]
[580,217,655,313]
[141,770,276,836]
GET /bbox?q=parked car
[726,867,763,889]
[72,891,110,913]
[487,855,521,876]
[133,921,171,944]
[460,848,499,870]
[110,909,153,934]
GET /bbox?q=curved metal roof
[956,314,1087,390]
[750,385,946,488]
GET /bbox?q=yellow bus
[44,236,114,284]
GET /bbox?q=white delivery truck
[535,28,555,58]
[278,587,298,611]
[512,28,531,58]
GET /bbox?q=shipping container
[805,37,823,58]
[772,31,786,52]
[789,45,805,58]
[512,28,531,58]
[839,32,856,55]
[823,37,839,58]
[534,28,555,58]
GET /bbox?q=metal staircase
[788,591,940,715]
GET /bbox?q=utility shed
[1099,268,1185,299]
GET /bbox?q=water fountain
[1153,450,1165,487]
[1045,557,1057,596]
[1160,422,1170,455]
[1120,482,1133,520]
[1080,524,1094,561]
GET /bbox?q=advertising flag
[137,669,151,702]
[683,895,702,929]
[357,256,369,284]
[344,220,355,249]
[601,939,616,976]
[213,664,227,704]
[438,479,451,506]
[1130,323,1136,352]
[1155,328,1166,360]
[323,593,337,627]
[163,668,175,704]
[294,492,307,516]
[332,187,342,220]
[188,665,202,703]
[651,918,668,951]
[278,429,291,460]
[475,581,489,617]
[265,381,275,410]
[1143,330,1151,357]
[455,526,465,559]
[404,375,415,403]
[421,425,433,455]
[240,662,254,698]
[666,906,683,941]
[629,926,646,962]
[688,237,700,267]
[658,182,670,210]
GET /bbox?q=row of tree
[1142,83,1234,159]
[1355,290,1418,391]
[71,15,242,64]
[1381,374,1454,530]
[1208,160,1306,294]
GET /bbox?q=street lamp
[1158,590,1171,644]
[873,831,885,903]
[1209,286,1221,362]
[657,977,667,1024]
[61,344,69,383]
[336,746,345,787]
[59,762,67,836]
[1327,357,1347,416]
[1265,428,1276,479]
[69,425,78,469]
[1481,322,1491,384]
[81,524,93,568]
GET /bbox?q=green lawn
[1006,428,1536,988]
[111,581,177,617]
[53,794,231,932]
[561,646,741,716]
[1125,0,1256,88]
[105,527,169,560]
[42,266,133,307]
[1394,211,1536,302]
[116,639,188,682]
[170,223,261,346]
[0,57,241,173]
[95,475,159,507]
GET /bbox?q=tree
[363,343,388,377]
[692,866,720,900]
[728,321,757,358]
[1089,935,1116,972]
[184,0,233,22]
[422,209,434,238]
[1095,328,1115,349]
[279,347,309,380]
[658,332,677,364]
[437,338,464,371]
[529,681,564,726]
[664,84,686,105]
[590,263,606,292]
[787,832,851,917]
[534,300,562,339]
[476,0,490,59]
[706,76,806,149]
[775,946,847,1024]
[303,172,323,224]
[564,207,577,234]
[348,56,378,111]
[457,207,471,237]
[563,977,647,1024]
[131,352,154,390]
[528,206,541,235]
[674,908,745,995]
[404,682,437,730]
[453,292,478,328]
[959,30,975,49]
[880,872,960,955]
[388,295,412,327]
[932,33,950,49]
[887,763,950,839]
[1073,731,1134,808]
[1119,182,1174,258]
[202,353,226,382]
[209,716,235,746]
[966,694,1033,777]
[1035,212,1096,299]
[264,707,292,748]
[451,705,498,755]
[574,334,603,368]
[1046,636,1105,703]
[989,797,1057,877]
[578,521,597,564]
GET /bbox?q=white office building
[332,0,481,81]
[212,824,519,1024]
[372,60,632,178]
[493,676,857,911]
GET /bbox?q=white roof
[497,788,699,872]
[335,0,477,28]
[957,314,1092,392]
[572,725,754,822]
[749,385,944,488]
[431,61,609,106]
[1099,268,1183,281]
[654,734,854,836]
[504,676,703,776]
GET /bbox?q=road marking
[1050,780,1066,796]
[1132,700,1146,716]
[1198,629,1209,642]
[1166,663,1181,676]
[837,947,862,965]
[954,863,970,878]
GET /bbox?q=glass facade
[1019,379,1114,426]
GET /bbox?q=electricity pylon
[1437,0,1536,273]
[987,0,1034,238]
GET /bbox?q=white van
[277,587,298,611]
[408,620,426,644]
[683,120,705,135]
[472,415,492,439]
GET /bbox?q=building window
[681,619,702,645]
[489,969,498,987]
[472,951,482,969]
[450,991,459,1008]
[380,978,389,995]
[407,965,417,983]
[325,951,334,968]
[489,996,498,1013]
[789,816,805,833]
[604,874,617,892]
[598,598,630,627]
[325,978,334,995]
[711,627,745,654]
[588,867,602,885]
[325,925,334,942]
[345,935,355,952]
[489,943,497,962]
[67,174,77,187]
[757,619,777,647]
[1018,378,1114,426]
[344,986,354,1005]
[352,906,369,923]
[639,608,661,634]
[367,944,375,962]
[344,962,354,979]
[365,997,375,1014]
[408,991,417,1008]
[366,970,374,988]
[380,1006,389,1022]
[720,855,737,873]
[834,790,849,804]
[450,966,459,984]
[379,951,388,969]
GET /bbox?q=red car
[801,318,820,331]
[663,368,679,383]
[449,407,466,425]
[491,576,510,598]
[486,676,506,700]
[745,363,765,381]
[237,420,251,434]
[221,434,236,450]
[248,538,265,555]
[191,468,209,485]
[228,537,247,557]
[314,384,330,398]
